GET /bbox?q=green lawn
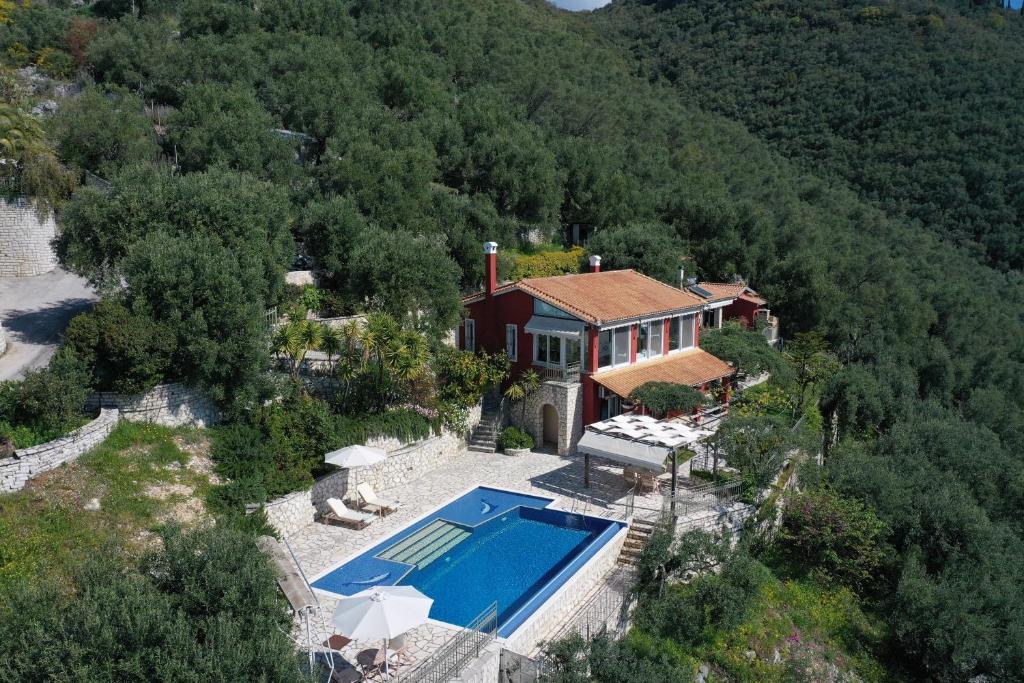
[0,422,215,595]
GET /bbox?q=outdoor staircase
[468,393,502,453]
[617,519,656,567]
[378,519,471,569]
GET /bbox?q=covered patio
[576,414,714,516]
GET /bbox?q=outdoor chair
[323,498,375,529]
[389,633,413,665]
[356,483,400,516]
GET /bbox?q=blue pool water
[311,487,624,637]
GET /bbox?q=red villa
[459,242,775,454]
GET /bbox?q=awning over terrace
[524,315,586,337]
[591,348,734,398]
[577,415,716,494]
[576,431,672,472]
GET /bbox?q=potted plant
[498,426,534,456]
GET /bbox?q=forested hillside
[1,0,1023,680]
[595,0,1024,269]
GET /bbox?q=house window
[636,321,663,361]
[533,299,577,319]
[599,329,613,367]
[566,337,581,367]
[668,314,696,352]
[505,324,517,361]
[600,395,622,420]
[702,308,719,329]
[535,333,562,366]
[465,319,476,352]
[678,314,695,350]
[615,327,630,365]
[598,325,632,370]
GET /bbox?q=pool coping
[307,483,627,641]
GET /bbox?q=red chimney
[484,242,498,296]
[589,255,601,273]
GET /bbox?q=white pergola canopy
[577,431,671,471]
[577,414,714,472]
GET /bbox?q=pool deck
[288,447,734,678]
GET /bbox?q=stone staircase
[468,394,502,453]
[617,519,656,567]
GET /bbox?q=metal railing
[399,601,498,683]
[535,361,580,384]
[661,479,744,522]
[543,571,631,645]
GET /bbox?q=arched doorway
[541,404,559,449]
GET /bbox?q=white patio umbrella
[325,445,387,502]
[331,586,433,675]
[324,444,387,468]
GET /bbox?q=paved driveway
[0,269,96,381]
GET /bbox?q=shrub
[628,381,706,416]
[0,524,305,681]
[63,300,176,394]
[0,348,91,438]
[776,488,887,591]
[510,245,584,279]
[432,346,509,407]
[498,426,534,451]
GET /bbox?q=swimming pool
[311,486,625,637]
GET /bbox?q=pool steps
[377,519,471,568]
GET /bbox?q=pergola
[576,414,714,514]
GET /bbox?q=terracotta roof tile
[591,349,735,397]
[517,270,704,324]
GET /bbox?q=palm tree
[272,322,304,378]
[504,369,541,424]
[320,325,342,365]
[298,320,324,366]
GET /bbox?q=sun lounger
[323,498,375,529]
[356,483,400,516]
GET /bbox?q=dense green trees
[597,0,1024,271]
[3,0,1024,678]
[0,524,305,682]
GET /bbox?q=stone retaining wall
[263,402,482,537]
[85,382,220,428]
[264,430,473,537]
[0,408,119,492]
[0,321,6,357]
[0,197,58,277]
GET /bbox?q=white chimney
[589,255,601,273]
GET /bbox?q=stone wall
[262,403,483,537]
[0,321,6,357]
[510,381,582,455]
[85,382,220,428]
[0,197,58,277]
[0,408,119,492]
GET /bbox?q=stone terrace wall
[0,408,119,493]
[0,197,58,277]
[263,402,482,537]
[264,431,472,537]
[85,383,220,428]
